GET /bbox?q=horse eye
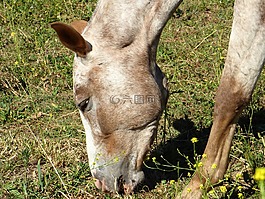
[77,98,92,112]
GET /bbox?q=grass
[1,0,264,198]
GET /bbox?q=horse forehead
[73,61,150,88]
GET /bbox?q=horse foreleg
[180,0,265,198]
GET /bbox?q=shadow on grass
[141,108,265,192]
[238,109,265,137]
[142,115,210,190]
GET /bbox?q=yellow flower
[145,155,150,161]
[191,137,198,143]
[194,161,203,168]
[253,167,265,181]
[224,173,230,180]
[211,163,217,169]
[209,190,214,195]
[238,193,243,198]
[152,157,156,162]
[186,188,191,193]
[187,172,191,177]
[193,162,203,168]
[202,153,207,159]
[169,180,175,185]
[220,186,227,193]
[238,186,242,191]
[199,184,204,190]
[11,32,16,37]
[236,173,242,179]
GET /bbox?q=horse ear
[70,20,88,34]
[51,22,92,57]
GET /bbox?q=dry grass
[1,0,264,198]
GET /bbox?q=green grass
[1,0,264,198]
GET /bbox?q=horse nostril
[123,183,133,194]
[116,175,125,192]
[118,175,124,183]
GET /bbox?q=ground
[1,0,264,198]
